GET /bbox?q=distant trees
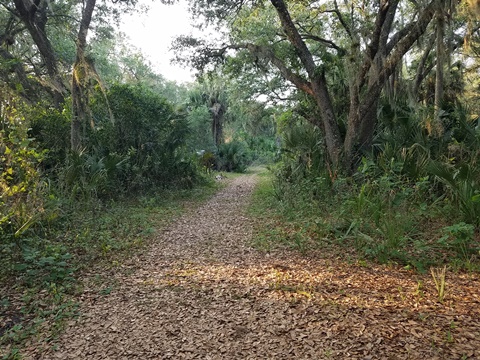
[188,75,228,148]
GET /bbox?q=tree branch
[229,43,313,95]
[362,0,436,114]
[270,0,317,78]
[332,0,353,40]
[300,33,346,55]
[356,0,399,90]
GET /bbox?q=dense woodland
[1,0,480,355]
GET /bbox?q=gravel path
[21,174,480,359]
[29,174,262,359]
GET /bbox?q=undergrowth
[248,170,480,273]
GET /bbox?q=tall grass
[249,104,480,272]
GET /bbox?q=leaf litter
[16,174,480,359]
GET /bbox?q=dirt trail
[23,174,480,359]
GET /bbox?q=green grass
[248,168,480,273]
[248,170,323,253]
[0,180,222,359]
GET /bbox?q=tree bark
[71,0,96,152]
[210,102,225,147]
[413,38,435,98]
[343,0,399,169]
[434,0,445,128]
[12,0,67,105]
[270,0,342,168]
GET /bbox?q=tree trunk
[12,0,67,105]
[310,74,343,167]
[434,0,445,128]
[210,102,224,147]
[270,0,342,168]
[248,0,437,172]
[412,38,435,99]
[71,0,96,152]
[344,1,436,169]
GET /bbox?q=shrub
[0,114,53,278]
[86,84,200,192]
[28,105,71,172]
[216,141,251,172]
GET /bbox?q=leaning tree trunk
[71,0,96,152]
[270,0,343,169]
[12,0,67,106]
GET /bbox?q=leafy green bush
[1,120,47,247]
[242,132,278,165]
[13,245,74,286]
[0,114,66,285]
[186,105,216,153]
[266,103,480,271]
[197,151,216,172]
[58,151,128,200]
[87,83,201,192]
[429,161,480,225]
[437,222,479,269]
[216,141,251,172]
[28,105,71,172]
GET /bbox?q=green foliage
[197,151,216,172]
[28,105,71,171]
[216,141,251,173]
[186,105,216,152]
[272,118,328,201]
[0,117,48,252]
[259,101,480,272]
[437,223,479,269]
[429,161,480,225]
[13,245,74,286]
[244,134,278,165]
[234,131,280,165]
[58,151,127,199]
[86,83,200,193]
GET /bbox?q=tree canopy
[175,0,480,171]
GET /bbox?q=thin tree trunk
[413,38,435,98]
[434,0,445,127]
[71,0,96,152]
[310,74,342,167]
[210,102,224,147]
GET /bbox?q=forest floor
[14,172,480,359]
